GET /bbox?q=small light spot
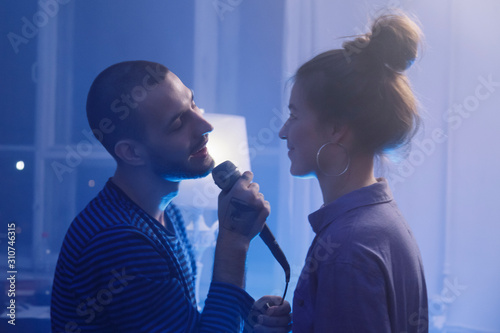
[88,179,95,187]
[16,161,25,170]
[45,249,51,255]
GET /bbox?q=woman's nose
[278,123,287,140]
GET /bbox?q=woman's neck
[318,154,377,206]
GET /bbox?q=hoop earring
[316,142,350,177]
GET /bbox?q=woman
[279,12,428,332]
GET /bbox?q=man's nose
[196,112,214,135]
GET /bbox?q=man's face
[138,72,214,181]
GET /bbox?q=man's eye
[170,119,182,131]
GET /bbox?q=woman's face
[279,82,330,177]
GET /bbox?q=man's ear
[114,139,147,166]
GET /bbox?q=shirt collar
[104,178,131,204]
[308,178,393,234]
[104,178,176,234]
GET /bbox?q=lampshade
[172,113,251,210]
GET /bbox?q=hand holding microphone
[213,161,291,303]
[210,162,270,288]
[215,168,270,241]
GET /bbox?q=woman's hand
[250,296,292,333]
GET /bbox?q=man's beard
[149,151,215,182]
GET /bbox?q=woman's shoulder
[317,201,413,263]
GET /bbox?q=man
[50,61,291,332]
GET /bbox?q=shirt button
[297,299,304,306]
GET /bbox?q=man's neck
[111,166,180,225]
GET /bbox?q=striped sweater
[51,179,254,332]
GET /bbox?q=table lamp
[172,112,251,306]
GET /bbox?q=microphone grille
[212,160,241,191]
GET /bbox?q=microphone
[212,161,291,301]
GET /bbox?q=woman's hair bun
[344,11,422,72]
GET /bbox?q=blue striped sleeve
[201,282,255,332]
[72,227,254,332]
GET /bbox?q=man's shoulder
[79,190,133,227]
[61,190,139,250]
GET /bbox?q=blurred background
[1,0,500,332]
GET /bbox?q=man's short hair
[86,60,169,159]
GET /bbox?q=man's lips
[191,146,208,157]
[191,139,209,157]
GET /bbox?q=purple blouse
[292,178,428,332]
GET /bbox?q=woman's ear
[114,139,147,166]
[330,123,349,143]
